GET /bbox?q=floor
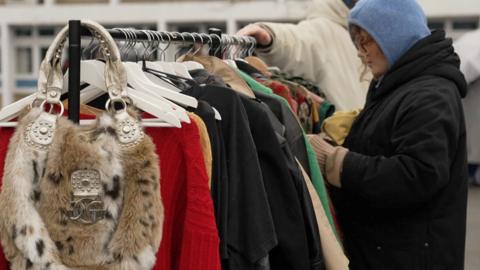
[466,186,480,269]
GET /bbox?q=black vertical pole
[208,28,223,58]
[68,20,81,123]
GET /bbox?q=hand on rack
[237,24,273,48]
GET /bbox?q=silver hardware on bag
[24,112,57,151]
[65,170,106,224]
[71,170,103,197]
[67,199,105,224]
[115,110,144,148]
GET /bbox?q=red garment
[0,115,220,270]
[264,80,298,113]
[0,127,14,270]
[148,119,221,270]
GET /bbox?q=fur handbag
[0,20,163,270]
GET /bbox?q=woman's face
[353,29,389,79]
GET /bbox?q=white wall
[419,0,480,17]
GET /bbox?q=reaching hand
[237,24,273,47]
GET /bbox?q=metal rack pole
[65,23,254,123]
[68,20,81,123]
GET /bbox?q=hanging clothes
[239,96,323,270]
[182,83,277,270]
[234,69,339,239]
[186,67,326,269]
[182,55,256,98]
[189,113,213,185]
[145,116,221,270]
[190,100,229,258]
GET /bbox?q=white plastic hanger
[182,61,205,71]
[72,60,183,127]
[122,62,192,124]
[143,61,182,92]
[0,61,182,128]
[79,28,192,124]
[170,62,193,79]
[119,28,197,118]
[0,95,37,125]
[144,62,222,121]
[158,62,176,75]
[140,30,221,121]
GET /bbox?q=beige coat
[257,0,370,111]
[297,159,349,270]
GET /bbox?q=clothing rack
[67,20,256,123]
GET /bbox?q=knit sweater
[148,119,220,270]
[0,115,220,270]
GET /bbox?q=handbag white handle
[36,20,127,112]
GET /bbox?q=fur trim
[0,108,61,267]
[0,108,163,269]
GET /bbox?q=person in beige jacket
[238,0,370,111]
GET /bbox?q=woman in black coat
[310,0,469,269]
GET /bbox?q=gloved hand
[308,134,349,188]
[237,24,273,48]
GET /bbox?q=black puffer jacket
[332,30,468,270]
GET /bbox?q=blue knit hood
[348,0,431,67]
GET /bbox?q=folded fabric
[322,110,361,146]
[318,101,336,129]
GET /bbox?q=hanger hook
[240,36,248,58]
[224,35,231,59]
[210,33,222,57]
[147,30,160,59]
[160,31,172,61]
[126,28,135,59]
[220,35,229,59]
[155,31,165,61]
[233,36,241,59]
[140,29,152,61]
[172,31,185,61]
[248,36,256,57]
[238,36,246,58]
[113,28,128,60]
[150,30,160,61]
[227,35,235,59]
[182,32,196,56]
[166,32,174,60]
[230,35,238,59]
[122,28,133,60]
[192,32,204,55]
[204,33,213,53]
[130,28,140,62]
[81,29,95,60]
